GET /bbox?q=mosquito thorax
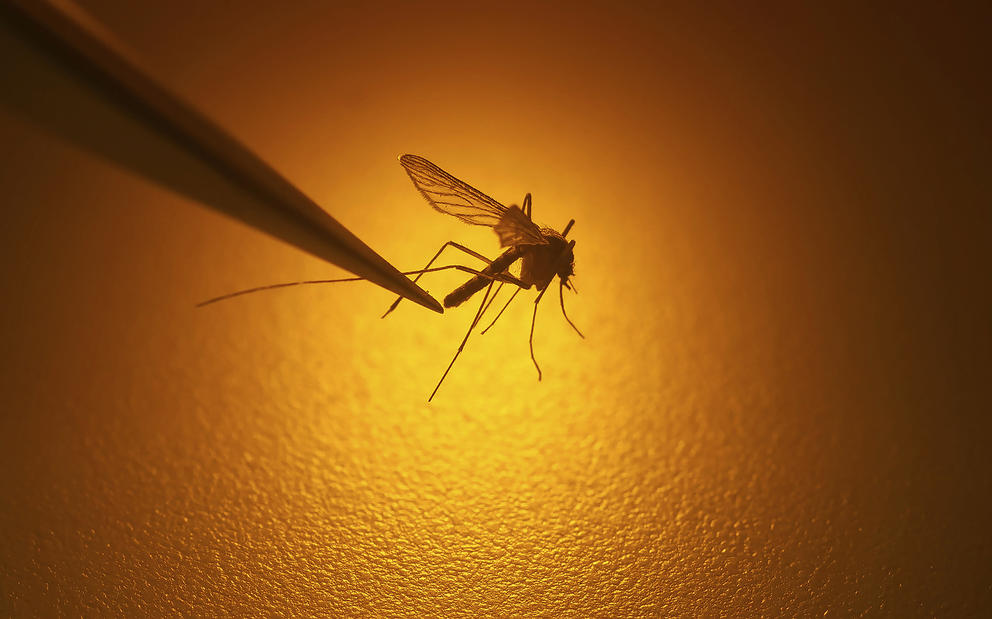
[518,228,573,289]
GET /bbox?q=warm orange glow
[2,1,989,615]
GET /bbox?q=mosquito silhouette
[199,154,584,401]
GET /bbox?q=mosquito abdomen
[444,247,521,308]
[444,282,484,308]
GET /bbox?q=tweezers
[1,0,443,313]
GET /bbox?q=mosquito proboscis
[198,154,584,401]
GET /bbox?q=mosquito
[198,154,584,401]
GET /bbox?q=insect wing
[494,206,548,248]
[400,154,547,246]
[400,154,507,226]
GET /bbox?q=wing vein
[399,154,548,247]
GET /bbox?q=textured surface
[1,2,990,616]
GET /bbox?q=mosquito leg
[197,275,372,306]
[523,193,532,220]
[480,286,522,335]
[559,280,584,338]
[382,241,495,318]
[429,279,496,402]
[480,281,505,317]
[561,219,575,237]
[405,264,519,285]
[198,264,516,308]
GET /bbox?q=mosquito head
[556,239,576,283]
[556,220,577,282]
[527,229,575,291]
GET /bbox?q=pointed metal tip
[407,288,443,314]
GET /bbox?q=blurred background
[1,1,989,615]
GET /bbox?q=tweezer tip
[424,297,444,313]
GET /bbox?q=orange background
[1,1,990,615]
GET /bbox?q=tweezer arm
[2,0,442,313]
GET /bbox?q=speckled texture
[1,2,990,616]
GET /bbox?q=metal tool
[0,0,443,314]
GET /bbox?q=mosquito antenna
[481,286,522,334]
[561,219,575,237]
[559,280,584,338]
[429,279,496,401]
